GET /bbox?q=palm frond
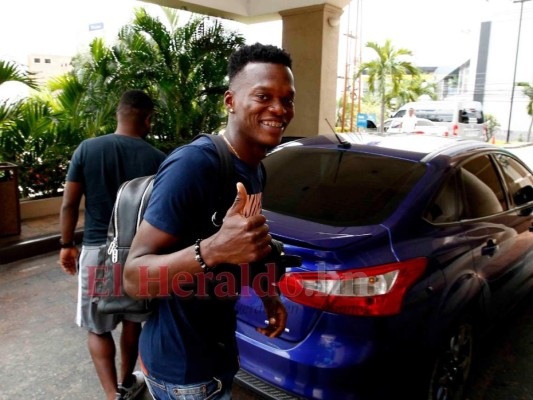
[0,60,39,90]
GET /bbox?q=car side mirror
[513,185,533,215]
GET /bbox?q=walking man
[401,107,418,133]
[59,89,166,400]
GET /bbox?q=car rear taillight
[414,130,424,135]
[453,124,458,136]
[278,258,427,316]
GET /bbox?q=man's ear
[224,90,234,110]
[142,112,153,135]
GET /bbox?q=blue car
[234,134,533,400]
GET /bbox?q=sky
[350,0,482,66]
[0,0,518,98]
[0,0,158,62]
[0,0,485,63]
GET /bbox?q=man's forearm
[60,203,79,243]
[60,181,83,244]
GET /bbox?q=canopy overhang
[141,0,350,23]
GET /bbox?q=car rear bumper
[235,313,413,400]
[235,369,302,400]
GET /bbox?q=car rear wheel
[428,321,474,400]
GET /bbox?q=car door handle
[481,239,499,256]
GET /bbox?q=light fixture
[327,16,340,27]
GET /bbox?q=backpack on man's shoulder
[93,133,234,315]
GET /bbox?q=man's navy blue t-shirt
[140,136,265,384]
[66,133,166,245]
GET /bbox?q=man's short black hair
[228,43,292,83]
[118,90,154,112]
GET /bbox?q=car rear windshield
[263,147,426,226]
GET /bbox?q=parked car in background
[381,117,402,132]
[392,100,487,141]
[384,117,449,136]
[235,133,533,400]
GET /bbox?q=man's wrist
[194,239,209,269]
[59,239,76,248]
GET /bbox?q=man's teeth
[263,121,283,128]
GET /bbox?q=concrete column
[280,4,343,137]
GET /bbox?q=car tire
[427,320,474,400]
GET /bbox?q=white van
[392,100,487,141]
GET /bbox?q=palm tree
[1,7,244,196]
[0,60,40,164]
[0,59,39,134]
[0,60,38,89]
[391,74,437,111]
[62,37,124,139]
[517,81,533,140]
[0,97,65,197]
[357,40,421,129]
[59,7,244,152]
[120,8,244,146]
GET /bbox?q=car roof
[277,133,501,163]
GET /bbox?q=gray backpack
[93,134,234,314]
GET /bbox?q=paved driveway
[0,252,530,399]
[0,252,261,400]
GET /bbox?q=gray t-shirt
[66,133,166,245]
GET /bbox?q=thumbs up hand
[202,183,272,267]
[225,181,250,218]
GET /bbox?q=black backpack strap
[192,133,235,227]
[259,160,266,189]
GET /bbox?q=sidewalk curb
[0,230,83,266]
[501,142,533,149]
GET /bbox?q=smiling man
[123,43,295,400]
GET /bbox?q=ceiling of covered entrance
[140,0,351,23]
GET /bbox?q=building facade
[27,54,72,86]
[443,0,533,141]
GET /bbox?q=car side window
[494,154,533,208]
[425,173,461,223]
[459,155,507,219]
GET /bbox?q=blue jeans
[144,372,233,400]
